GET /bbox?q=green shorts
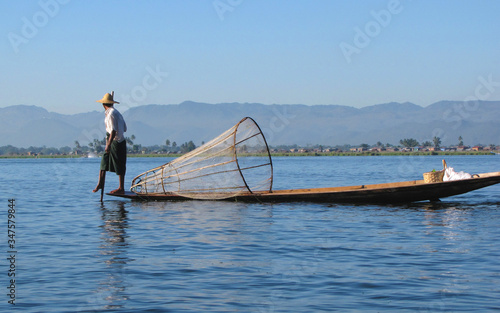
[100,137,127,175]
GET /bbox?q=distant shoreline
[1,151,497,159]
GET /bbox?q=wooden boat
[105,118,500,204]
[108,171,500,203]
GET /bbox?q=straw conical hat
[96,92,119,104]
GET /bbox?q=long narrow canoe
[108,171,500,203]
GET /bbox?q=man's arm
[105,130,117,153]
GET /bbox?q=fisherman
[92,91,127,198]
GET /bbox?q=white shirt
[104,107,127,143]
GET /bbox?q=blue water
[2,155,500,312]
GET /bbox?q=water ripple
[3,156,500,312]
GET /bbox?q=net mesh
[130,117,273,199]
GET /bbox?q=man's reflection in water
[93,201,132,310]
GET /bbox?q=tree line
[0,135,199,156]
[77,135,198,155]
[399,136,443,149]
[0,134,488,156]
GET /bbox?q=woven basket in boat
[423,159,447,183]
[423,170,444,183]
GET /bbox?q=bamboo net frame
[130,117,273,199]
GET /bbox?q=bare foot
[109,188,125,195]
[93,184,103,193]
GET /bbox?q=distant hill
[1,100,499,148]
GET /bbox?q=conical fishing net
[130,117,273,199]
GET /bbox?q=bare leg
[93,170,107,202]
[93,170,106,193]
[110,174,125,194]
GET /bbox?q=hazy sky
[2,0,500,114]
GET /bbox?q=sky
[1,0,500,114]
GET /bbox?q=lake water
[2,155,500,312]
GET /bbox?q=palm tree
[126,134,135,146]
[458,136,464,147]
[433,136,441,149]
[400,138,419,148]
[91,138,104,153]
[73,140,81,155]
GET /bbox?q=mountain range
[1,100,499,148]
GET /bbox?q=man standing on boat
[93,91,127,198]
